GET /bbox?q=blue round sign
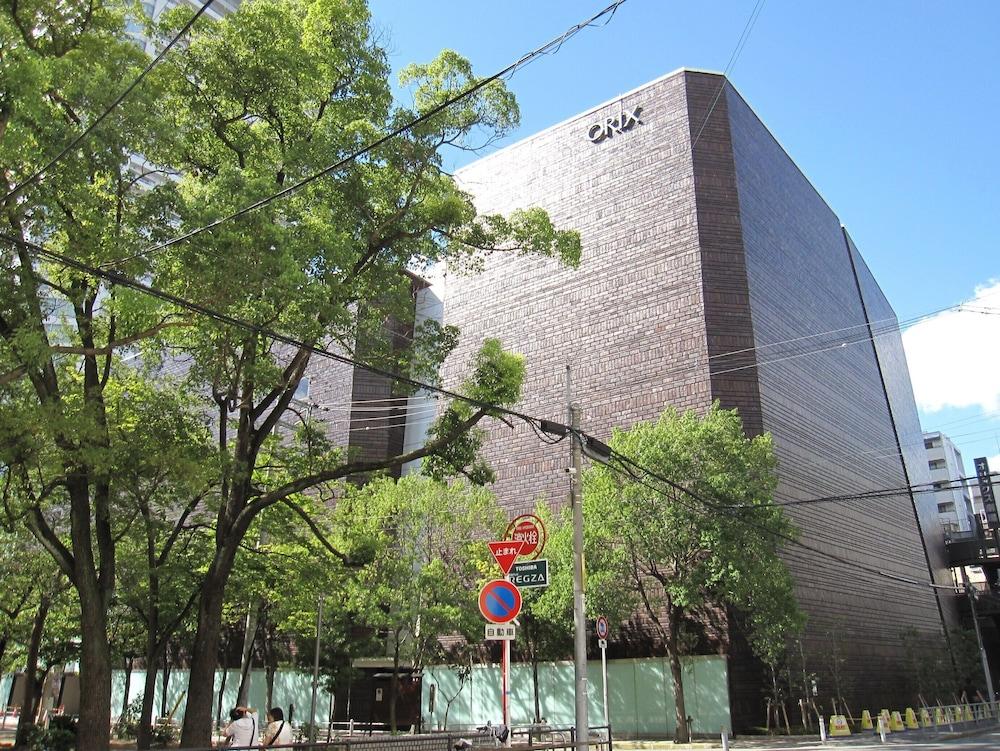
[596,615,609,640]
[479,579,522,624]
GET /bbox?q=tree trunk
[15,595,50,746]
[160,649,171,718]
[531,649,541,723]
[181,549,237,747]
[389,638,400,734]
[215,661,228,733]
[236,603,261,706]
[136,633,163,749]
[266,667,275,714]
[264,620,276,712]
[666,622,689,743]
[121,656,134,722]
[76,591,114,751]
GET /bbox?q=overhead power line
[8,233,979,596]
[14,228,998,521]
[706,302,967,363]
[5,232,545,429]
[625,301,984,403]
[690,0,767,149]
[595,439,956,592]
[776,474,984,508]
[2,0,217,205]
[103,0,629,268]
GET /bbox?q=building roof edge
[456,67,723,174]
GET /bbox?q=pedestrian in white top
[262,707,293,747]
[223,707,258,748]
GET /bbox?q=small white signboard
[485,624,516,640]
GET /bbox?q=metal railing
[167,724,612,751]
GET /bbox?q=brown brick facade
[441,69,949,731]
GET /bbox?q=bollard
[720,728,729,751]
[877,716,886,743]
[818,715,826,742]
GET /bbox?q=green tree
[144,1,578,744]
[229,490,361,715]
[340,475,504,732]
[109,375,216,748]
[2,2,579,747]
[581,403,801,742]
[0,523,73,743]
[0,528,43,678]
[743,571,804,731]
[1,2,182,749]
[529,498,651,724]
[900,627,984,703]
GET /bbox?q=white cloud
[902,279,1000,413]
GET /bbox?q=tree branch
[240,407,489,523]
[278,498,349,565]
[49,318,191,355]
[0,364,27,387]
[249,345,311,427]
[154,587,202,655]
[25,507,76,585]
[157,492,206,568]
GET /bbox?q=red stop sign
[505,514,546,560]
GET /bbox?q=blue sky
[368,0,1000,477]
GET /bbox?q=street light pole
[567,366,589,751]
[309,596,324,740]
[961,569,996,712]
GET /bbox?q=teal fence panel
[0,674,12,708]
[422,655,729,737]
[108,669,330,726]
[22,656,728,736]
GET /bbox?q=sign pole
[596,617,610,729]
[568,366,589,751]
[502,579,511,741]
[600,641,608,726]
[482,541,524,744]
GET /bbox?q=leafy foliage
[580,403,802,741]
[2,0,580,746]
[340,475,504,664]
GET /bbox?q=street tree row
[0,0,578,749]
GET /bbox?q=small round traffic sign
[479,580,522,624]
[596,616,609,640]
[505,514,547,560]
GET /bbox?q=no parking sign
[479,579,522,624]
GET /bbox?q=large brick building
[438,69,955,729]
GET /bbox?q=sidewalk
[613,722,1000,750]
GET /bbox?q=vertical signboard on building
[974,457,998,528]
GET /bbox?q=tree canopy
[1,0,580,748]
[581,403,802,742]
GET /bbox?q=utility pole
[567,365,589,751]
[961,568,996,711]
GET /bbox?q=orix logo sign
[587,105,643,143]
